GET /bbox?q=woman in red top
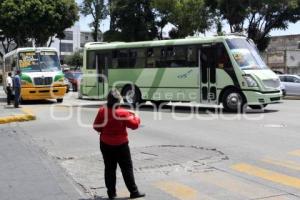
[93,89,145,199]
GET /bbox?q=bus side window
[112,50,118,68]
[87,51,96,69]
[128,50,137,67]
[147,47,165,68]
[130,49,145,68]
[117,50,129,68]
[187,46,197,67]
[217,43,232,69]
[171,46,188,68]
[146,48,154,68]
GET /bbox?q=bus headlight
[244,75,258,87]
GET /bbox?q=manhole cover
[131,145,227,173]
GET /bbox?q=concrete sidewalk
[0,88,36,124]
[0,124,89,200]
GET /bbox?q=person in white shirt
[6,72,13,105]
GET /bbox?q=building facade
[80,31,102,48]
[50,23,81,63]
[266,34,300,74]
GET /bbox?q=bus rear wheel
[57,98,63,103]
[122,86,142,106]
[222,89,245,113]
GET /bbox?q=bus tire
[57,98,63,103]
[222,89,246,113]
[122,85,142,106]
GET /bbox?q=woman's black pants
[100,141,138,196]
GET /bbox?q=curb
[0,108,36,124]
[283,96,300,100]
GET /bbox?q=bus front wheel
[222,90,245,113]
[57,98,63,103]
[122,86,142,106]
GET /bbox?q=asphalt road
[16,91,300,200]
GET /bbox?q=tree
[0,0,79,57]
[64,51,83,69]
[151,0,177,39]
[152,0,213,39]
[104,0,157,42]
[205,0,300,51]
[81,0,108,42]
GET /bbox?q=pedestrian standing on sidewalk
[93,89,145,200]
[13,70,22,108]
[6,72,13,105]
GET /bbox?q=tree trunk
[93,20,99,42]
[48,36,54,47]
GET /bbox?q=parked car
[64,70,82,92]
[280,81,286,97]
[64,78,71,93]
[278,75,300,96]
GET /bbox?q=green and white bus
[80,35,282,112]
[3,47,67,102]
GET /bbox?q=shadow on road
[80,104,279,115]
[0,97,6,103]
[20,99,57,105]
[79,196,129,200]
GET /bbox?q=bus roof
[84,35,246,51]
[4,47,58,58]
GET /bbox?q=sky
[76,0,300,37]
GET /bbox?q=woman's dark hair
[107,89,122,108]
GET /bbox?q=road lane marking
[154,181,213,200]
[194,171,284,199]
[289,150,300,157]
[232,163,300,189]
[0,107,36,124]
[262,158,300,171]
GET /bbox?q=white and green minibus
[80,35,282,112]
[3,47,67,102]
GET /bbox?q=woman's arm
[93,107,105,133]
[125,111,141,130]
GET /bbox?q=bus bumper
[21,86,67,100]
[242,90,282,105]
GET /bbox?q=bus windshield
[226,38,268,70]
[18,51,61,72]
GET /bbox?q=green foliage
[151,0,177,39]
[81,0,108,42]
[152,0,212,39]
[0,0,79,49]
[64,51,83,68]
[105,0,157,42]
[172,0,212,38]
[205,0,300,51]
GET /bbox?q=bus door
[96,52,110,99]
[199,44,217,104]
